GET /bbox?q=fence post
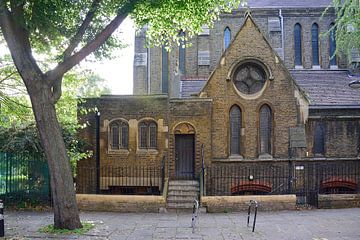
[0,199,4,237]
[201,144,206,196]
[95,111,101,194]
[161,156,165,193]
[288,160,293,194]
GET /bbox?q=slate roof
[180,70,360,108]
[243,0,332,9]
[291,70,360,107]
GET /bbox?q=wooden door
[175,134,195,179]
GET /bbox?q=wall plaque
[134,53,147,66]
[289,126,307,148]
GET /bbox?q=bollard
[247,200,258,232]
[0,199,4,237]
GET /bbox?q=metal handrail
[247,200,258,232]
[191,199,199,233]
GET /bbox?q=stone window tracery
[233,63,266,94]
[139,120,157,149]
[109,120,129,150]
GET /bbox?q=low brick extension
[202,195,297,213]
[77,194,166,213]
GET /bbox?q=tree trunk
[27,81,82,229]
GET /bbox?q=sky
[0,17,135,95]
[83,17,135,95]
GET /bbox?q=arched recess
[173,122,196,179]
[294,23,302,66]
[174,122,196,135]
[230,105,242,155]
[259,104,273,157]
[224,27,231,50]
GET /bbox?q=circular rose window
[233,63,266,94]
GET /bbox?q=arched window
[259,105,272,155]
[224,27,231,50]
[109,120,129,150]
[313,122,325,156]
[162,46,169,93]
[312,23,320,66]
[329,23,337,66]
[139,120,157,149]
[179,31,186,74]
[294,23,302,66]
[230,105,242,155]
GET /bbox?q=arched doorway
[174,123,196,179]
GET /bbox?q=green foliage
[328,0,360,60]
[39,222,95,234]
[132,0,244,48]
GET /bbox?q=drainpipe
[95,111,101,194]
[279,9,285,60]
[147,47,151,94]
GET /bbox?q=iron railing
[205,160,360,205]
[77,162,165,195]
[0,152,50,205]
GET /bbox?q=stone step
[168,180,199,187]
[167,196,198,203]
[166,202,195,209]
[168,190,199,197]
[168,185,199,192]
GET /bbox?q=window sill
[294,65,303,69]
[136,149,159,155]
[107,149,130,156]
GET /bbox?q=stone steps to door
[167,180,200,210]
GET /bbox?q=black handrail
[161,156,166,193]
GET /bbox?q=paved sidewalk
[2,208,360,239]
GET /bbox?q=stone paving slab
[1,208,360,239]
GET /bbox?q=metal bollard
[247,200,258,232]
[191,199,199,233]
[0,199,4,237]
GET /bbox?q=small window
[162,46,169,93]
[109,120,129,150]
[259,105,272,155]
[329,23,337,66]
[224,27,231,50]
[313,122,325,156]
[179,31,186,74]
[139,120,157,149]
[230,105,242,155]
[312,23,320,66]
[294,23,302,66]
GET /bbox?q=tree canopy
[330,0,360,60]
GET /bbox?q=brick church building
[78,0,360,208]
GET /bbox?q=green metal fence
[0,152,50,205]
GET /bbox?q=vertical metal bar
[95,111,101,194]
[252,204,258,232]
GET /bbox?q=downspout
[279,9,285,60]
[147,47,151,94]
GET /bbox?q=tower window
[294,23,302,66]
[312,23,320,66]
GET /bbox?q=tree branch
[0,2,44,83]
[46,0,140,83]
[63,0,102,59]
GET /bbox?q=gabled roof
[180,70,360,108]
[243,0,332,9]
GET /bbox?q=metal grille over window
[230,105,242,155]
[314,122,325,155]
[259,105,272,155]
[233,63,266,94]
[294,23,302,66]
[110,121,129,150]
[224,27,231,50]
[329,23,337,66]
[312,23,319,66]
